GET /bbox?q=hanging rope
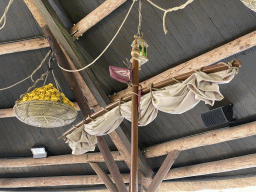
[138,0,142,36]
[0,0,14,30]
[57,0,136,73]
[147,0,194,34]
[0,50,52,91]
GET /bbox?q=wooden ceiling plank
[89,162,118,192]
[70,0,127,38]
[110,30,256,101]
[146,150,180,192]
[97,136,128,192]
[0,37,49,55]
[1,153,256,188]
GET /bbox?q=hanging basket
[240,0,256,11]
[14,83,77,128]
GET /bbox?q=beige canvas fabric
[66,63,238,155]
[240,0,256,12]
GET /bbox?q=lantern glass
[131,37,149,67]
[144,46,147,57]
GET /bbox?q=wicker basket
[241,0,256,11]
[14,100,77,128]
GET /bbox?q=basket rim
[13,100,78,128]
[14,100,77,110]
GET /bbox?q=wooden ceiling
[1,0,256,191]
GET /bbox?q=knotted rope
[147,0,195,34]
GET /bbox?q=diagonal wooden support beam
[146,150,180,192]
[32,0,109,107]
[70,0,127,38]
[97,136,128,192]
[89,162,118,192]
[25,0,153,180]
[110,30,256,101]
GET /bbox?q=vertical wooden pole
[131,36,140,192]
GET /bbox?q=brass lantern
[131,36,149,68]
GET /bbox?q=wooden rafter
[70,0,127,38]
[97,136,128,192]
[1,153,256,188]
[146,150,180,192]
[110,30,256,101]
[0,37,49,55]
[89,162,118,192]
[2,120,256,168]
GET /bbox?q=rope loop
[101,107,109,112]
[150,84,156,101]
[118,97,125,116]
[172,77,181,83]
[147,0,195,34]
[88,115,96,122]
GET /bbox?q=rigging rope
[0,0,14,30]
[57,0,136,73]
[0,50,52,91]
[147,0,195,34]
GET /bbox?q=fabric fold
[66,65,238,155]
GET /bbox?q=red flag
[109,66,132,84]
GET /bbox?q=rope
[147,0,194,34]
[0,50,52,91]
[57,0,136,73]
[0,0,14,30]
[138,0,142,36]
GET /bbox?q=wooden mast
[131,35,140,192]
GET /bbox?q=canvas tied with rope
[13,51,77,128]
[65,61,240,155]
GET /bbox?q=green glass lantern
[131,37,149,68]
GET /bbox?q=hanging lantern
[240,0,256,11]
[14,83,77,128]
[131,36,149,68]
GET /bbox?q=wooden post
[89,162,118,192]
[97,136,128,192]
[146,150,180,192]
[131,36,140,192]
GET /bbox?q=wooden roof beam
[28,0,153,180]
[89,162,118,192]
[70,0,127,38]
[1,120,256,168]
[1,153,256,188]
[110,30,256,101]
[146,150,180,192]
[0,37,49,55]
[97,136,128,192]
